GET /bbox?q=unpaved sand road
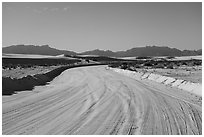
[2,66,202,135]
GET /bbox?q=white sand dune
[116,55,202,61]
[2,66,202,135]
[172,55,202,61]
[2,53,55,58]
[2,53,77,60]
[77,54,100,57]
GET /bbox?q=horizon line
[2,44,202,52]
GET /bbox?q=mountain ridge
[2,44,202,57]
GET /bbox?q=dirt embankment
[2,64,105,95]
[109,67,202,96]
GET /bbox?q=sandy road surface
[2,66,202,135]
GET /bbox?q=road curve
[2,65,202,135]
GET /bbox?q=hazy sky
[2,2,202,52]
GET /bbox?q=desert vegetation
[108,58,202,70]
[2,57,81,70]
[108,57,202,84]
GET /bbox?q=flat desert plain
[136,66,202,84]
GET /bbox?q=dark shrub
[108,62,121,68]
[85,59,90,63]
[182,62,187,65]
[134,64,141,68]
[136,56,152,59]
[144,62,153,67]
[167,64,174,69]
[121,62,128,69]
[166,56,175,59]
[155,64,164,68]
[193,61,202,66]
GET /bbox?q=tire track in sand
[2,66,202,135]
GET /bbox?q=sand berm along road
[2,65,202,135]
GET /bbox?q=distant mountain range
[2,45,77,56]
[2,45,202,57]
